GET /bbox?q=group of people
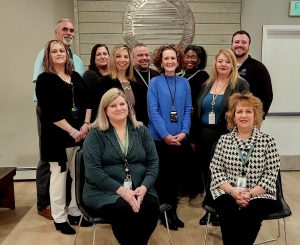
[32,18,280,245]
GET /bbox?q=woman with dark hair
[210,92,280,245]
[190,48,249,225]
[147,44,192,230]
[83,44,110,121]
[178,45,210,206]
[36,40,92,234]
[181,45,209,105]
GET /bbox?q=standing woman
[83,44,110,122]
[179,45,209,205]
[95,44,148,125]
[181,45,209,105]
[36,40,91,234]
[190,48,249,225]
[147,44,192,230]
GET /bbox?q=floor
[0,171,299,245]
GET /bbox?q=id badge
[123,180,132,190]
[170,110,178,123]
[236,175,247,189]
[208,112,215,124]
[71,106,79,119]
[123,175,132,190]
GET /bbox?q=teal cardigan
[82,123,159,210]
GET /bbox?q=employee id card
[123,175,132,190]
[236,175,247,189]
[208,112,216,124]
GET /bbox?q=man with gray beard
[32,19,84,220]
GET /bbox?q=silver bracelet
[69,129,78,137]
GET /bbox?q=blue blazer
[82,123,159,210]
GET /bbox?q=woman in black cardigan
[36,40,91,234]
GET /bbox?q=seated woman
[210,92,281,245]
[82,88,159,245]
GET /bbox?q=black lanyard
[164,74,177,110]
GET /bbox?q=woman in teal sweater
[83,88,159,245]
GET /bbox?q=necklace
[211,80,228,110]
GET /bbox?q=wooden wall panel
[75,0,241,67]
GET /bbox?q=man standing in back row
[132,43,159,125]
[231,30,273,117]
[32,19,85,220]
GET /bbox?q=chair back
[75,148,85,210]
[265,170,292,219]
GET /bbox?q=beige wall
[0,0,74,168]
[241,0,300,60]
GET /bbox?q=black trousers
[154,140,191,208]
[215,195,281,245]
[97,193,159,245]
[35,104,51,210]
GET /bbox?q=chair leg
[74,215,84,245]
[163,211,172,245]
[283,218,288,245]
[205,213,222,242]
[254,219,281,245]
[204,212,211,245]
[92,224,97,245]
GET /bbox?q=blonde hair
[226,92,264,131]
[92,88,143,131]
[206,48,239,90]
[108,44,135,81]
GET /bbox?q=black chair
[203,170,292,245]
[74,149,172,245]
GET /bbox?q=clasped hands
[232,188,251,208]
[71,123,89,142]
[122,186,147,213]
[164,133,186,146]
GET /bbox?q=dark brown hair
[152,44,184,73]
[42,40,73,75]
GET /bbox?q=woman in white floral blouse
[210,92,281,245]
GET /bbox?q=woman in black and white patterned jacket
[210,92,280,245]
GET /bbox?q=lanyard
[114,126,131,181]
[70,84,76,108]
[114,126,129,156]
[180,69,201,81]
[134,68,150,87]
[164,74,177,110]
[236,145,254,174]
[211,81,227,112]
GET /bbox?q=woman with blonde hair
[83,88,159,245]
[210,92,280,244]
[96,44,148,125]
[190,48,249,225]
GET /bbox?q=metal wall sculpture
[123,0,195,49]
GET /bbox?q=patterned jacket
[210,127,280,200]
